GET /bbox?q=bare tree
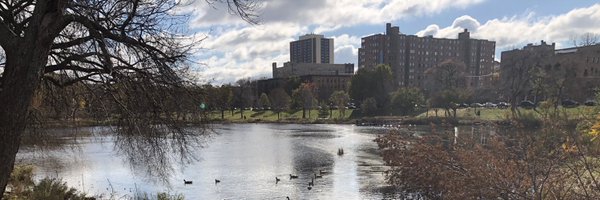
[0,0,258,194]
[500,50,545,117]
[215,85,233,119]
[571,33,599,47]
[292,82,316,119]
[269,88,290,120]
[424,60,470,118]
[329,90,350,118]
[258,92,270,110]
[425,60,468,91]
[234,78,256,119]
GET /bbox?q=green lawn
[208,109,354,123]
[416,106,597,121]
[205,106,597,123]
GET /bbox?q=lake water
[16,124,407,199]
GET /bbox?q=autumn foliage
[376,122,600,199]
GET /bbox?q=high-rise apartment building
[257,34,354,101]
[358,23,496,89]
[290,34,334,64]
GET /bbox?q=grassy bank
[208,109,355,123]
[33,106,597,127]
[416,106,596,121]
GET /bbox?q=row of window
[316,78,348,84]
[584,67,600,77]
[587,57,600,64]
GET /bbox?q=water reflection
[17,124,404,199]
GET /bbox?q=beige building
[272,62,354,79]
[257,34,355,101]
[501,41,600,102]
[290,34,334,64]
[359,23,496,89]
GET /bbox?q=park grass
[416,106,597,121]
[206,106,596,125]
[208,109,354,123]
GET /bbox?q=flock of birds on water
[183,169,331,188]
[181,148,344,199]
[182,169,331,199]
[282,169,329,191]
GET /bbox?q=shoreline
[31,116,518,129]
[32,107,590,128]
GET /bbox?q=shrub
[135,192,184,200]
[30,178,89,200]
[361,98,378,116]
[514,112,541,128]
[375,123,600,199]
[4,165,92,200]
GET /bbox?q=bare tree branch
[0,0,261,191]
[206,0,261,24]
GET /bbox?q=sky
[180,0,600,85]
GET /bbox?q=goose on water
[314,173,322,179]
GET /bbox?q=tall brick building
[358,23,496,89]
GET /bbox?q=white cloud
[186,0,485,31]
[335,45,357,64]
[416,15,481,38]
[184,0,486,84]
[419,24,441,36]
[0,46,4,72]
[333,34,361,47]
[332,34,361,65]
[417,4,600,51]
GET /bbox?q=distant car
[497,102,510,109]
[519,100,536,109]
[484,102,497,108]
[561,99,580,108]
[470,103,484,108]
[584,100,597,106]
[347,103,357,109]
[458,103,469,108]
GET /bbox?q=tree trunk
[221,110,225,119]
[302,107,306,119]
[0,46,49,195]
[0,3,58,188]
